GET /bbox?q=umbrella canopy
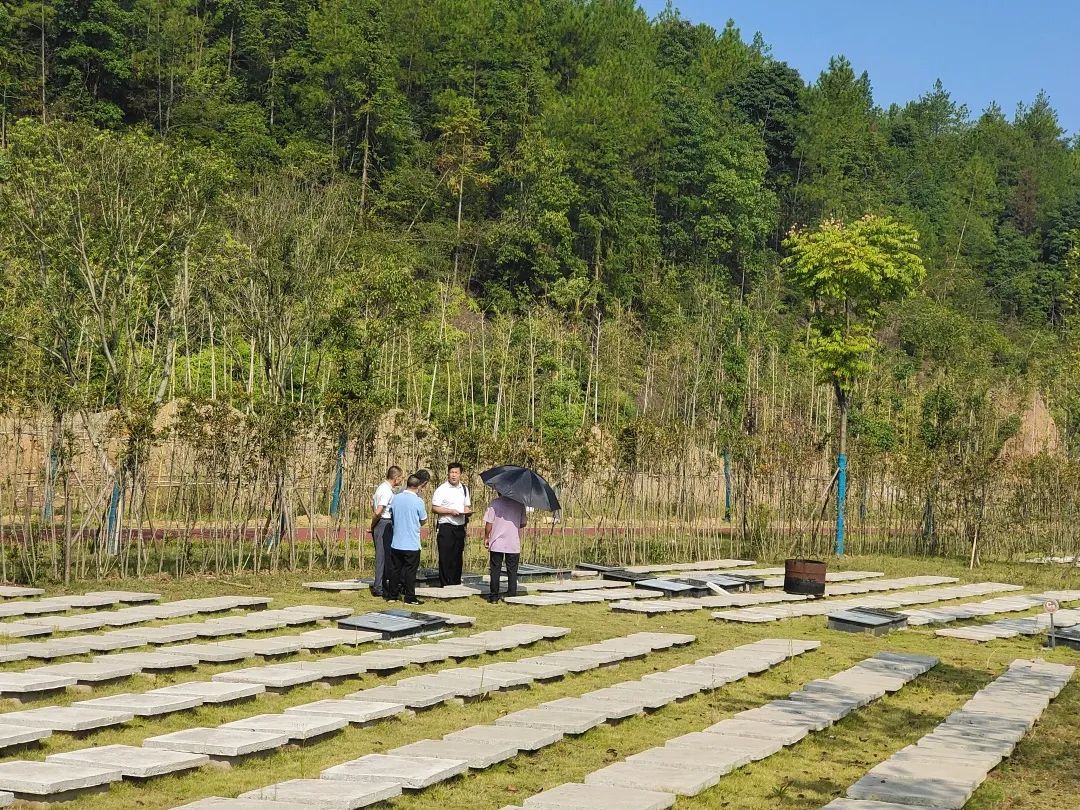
[480,465,561,512]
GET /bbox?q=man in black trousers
[431,462,471,586]
[387,472,429,605]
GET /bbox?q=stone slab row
[829,658,1074,809]
[179,635,811,810]
[512,650,938,809]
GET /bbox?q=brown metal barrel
[784,558,827,596]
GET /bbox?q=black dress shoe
[403,597,422,605]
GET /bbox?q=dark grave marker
[1052,625,1080,651]
[826,607,908,636]
[634,579,709,598]
[517,563,573,579]
[686,573,764,592]
[379,609,448,632]
[574,563,624,574]
[416,568,442,585]
[337,612,436,639]
[601,569,653,584]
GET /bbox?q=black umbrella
[480,465,561,512]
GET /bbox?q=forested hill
[1,0,1079,565]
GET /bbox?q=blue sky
[639,1,1078,135]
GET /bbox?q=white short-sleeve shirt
[373,481,395,520]
[432,482,470,526]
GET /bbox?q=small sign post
[1045,599,1060,649]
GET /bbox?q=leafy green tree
[783,214,926,553]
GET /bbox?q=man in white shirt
[368,466,402,598]
[431,461,471,586]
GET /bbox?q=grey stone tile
[47,745,208,778]
[389,737,518,768]
[73,692,203,717]
[321,753,467,789]
[240,778,402,809]
[496,707,607,735]
[1,706,133,732]
[443,724,563,751]
[585,761,721,795]
[144,727,288,758]
[284,699,405,724]
[148,681,265,704]
[0,760,122,797]
[522,782,675,809]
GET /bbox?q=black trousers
[489,551,520,597]
[437,523,466,586]
[372,519,393,595]
[388,548,420,600]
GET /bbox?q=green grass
[1,554,1078,809]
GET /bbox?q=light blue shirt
[390,490,427,551]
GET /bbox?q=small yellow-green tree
[783,214,926,554]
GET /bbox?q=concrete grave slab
[823,801,925,810]
[1,706,133,732]
[523,782,675,810]
[159,643,251,663]
[74,691,203,717]
[627,745,753,774]
[98,651,200,671]
[304,581,370,591]
[149,681,266,703]
[64,633,146,652]
[496,706,608,734]
[222,712,346,740]
[87,591,161,604]
[389,737,518,768]
[212,665,322,690]
[144,727,288,759]
[501,623,571,639]
[443,723,563,751]
[0,760,121,799]
[288,657,371,680]
[111,625,201,645]
[285,699,405,724]
[664,732,783,761]
[0,587,44,598]
[36,661,141,684]
[48,744,208,778]
[296,629,382,650]
[217,637,305,657]
[3,639,95,659]
[585,761,721,795]
[174,798,309,809]
[322,753,468,789]
[543,695,645,720]
[347,684,457,709]
[847,774,974,809]
[241,778,402,809]
[0,724,52,749]
[282,605,354,620]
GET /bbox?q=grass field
[1,554,1078,809]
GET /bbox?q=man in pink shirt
[483,491,527,603]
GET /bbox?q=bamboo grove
[1,1,1079,583]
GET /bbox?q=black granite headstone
[687,573,762,591]
[634,578,709,598]
[380,609,448,631]
[1051,625,1080,650]
[601,569,653,583]
[574,562,624,573]
[338,612,434,638]
[826,607,908,636]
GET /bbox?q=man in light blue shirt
[388,471,429,604]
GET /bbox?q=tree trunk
[835,382,849,556]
